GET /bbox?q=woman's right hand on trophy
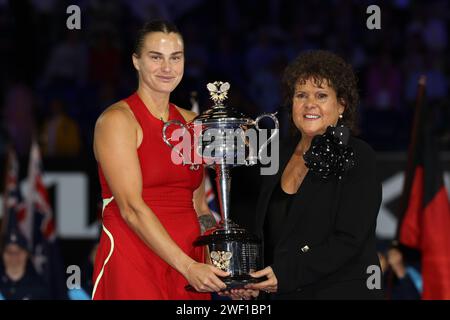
[184,261,230,292]
[245,266,278,293]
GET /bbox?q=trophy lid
[192,82,254,125]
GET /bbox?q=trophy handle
[254,112,279,160]
[162,120,200,170]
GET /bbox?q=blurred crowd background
[0,0,449,300]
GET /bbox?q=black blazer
[253,136,383,299]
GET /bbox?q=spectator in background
[362,49,404,149]
[244,28,278,78]
[406,1,448,54]
[0,230,50,300]
[182,23,209,88]
[211,35,243,88]
[41,30,88,88]
[378,241,422,300]
[404,49,447,104]
[2,84,35,157]
[249,54,286,114]
[40,98,82,157]
[366,51,403,112]
[88,30,122,86]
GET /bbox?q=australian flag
[25,141,68,299]
[1,146,27,247]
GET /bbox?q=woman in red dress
[92,20,228,300]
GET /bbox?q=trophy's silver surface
[163,81,279,290]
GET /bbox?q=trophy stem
[215,163,232,229]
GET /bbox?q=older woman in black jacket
[245,50,384,300]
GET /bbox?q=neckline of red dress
[133,92,177,124]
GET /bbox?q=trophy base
[185,274,265,292]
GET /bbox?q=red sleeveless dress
[92,92,210,300]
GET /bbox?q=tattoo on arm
[198,215,217,234]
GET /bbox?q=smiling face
[292,78,345,138]
[132,31,184,95]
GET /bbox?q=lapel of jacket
[254,140,295,236]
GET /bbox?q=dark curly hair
[282,50,359,135]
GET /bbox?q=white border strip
[91,196,115,300]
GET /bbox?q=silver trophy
[162,81,279,290]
